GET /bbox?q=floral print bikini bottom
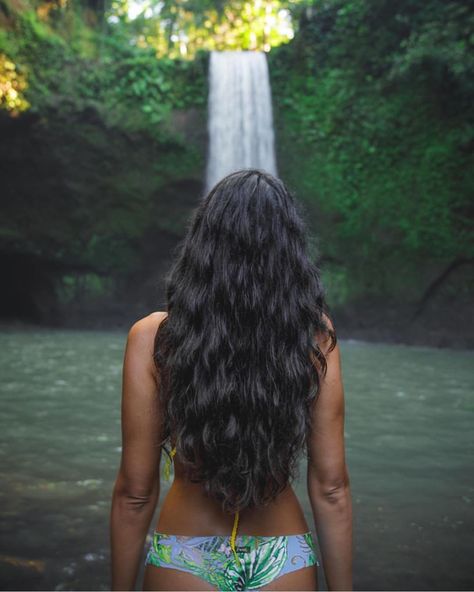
[145,530,319,591]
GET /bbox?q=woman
[110,169,352,591]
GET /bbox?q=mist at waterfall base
[205,50,277,192]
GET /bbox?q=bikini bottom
[145,530,320,591]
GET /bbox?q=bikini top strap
[163,445,177,481]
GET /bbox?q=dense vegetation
[270,1,473,309]
[0,0,209,321]
[0,0,472,344]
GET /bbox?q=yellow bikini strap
[165,444,242,568]
[230,510,242,567]
[163,445,177,481]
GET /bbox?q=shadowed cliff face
[0,103,207,325]
[1,99,472,347]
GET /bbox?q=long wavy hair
[153,168,336,514]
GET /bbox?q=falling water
[205,50,278,192]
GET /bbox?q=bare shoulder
[126,311,168,357]
[128,311,167,343]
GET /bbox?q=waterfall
[205,50,278,193]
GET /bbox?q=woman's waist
[155,478,310,536]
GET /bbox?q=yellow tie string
[230,510,242,567]
[164,444,242,567]
[164,445,177,481]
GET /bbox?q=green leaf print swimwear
[145,530,320,591]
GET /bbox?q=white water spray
[205,50,278,193]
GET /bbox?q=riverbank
[332,296,473,350]
[1,297,472,350]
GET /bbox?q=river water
[0,330,472,590]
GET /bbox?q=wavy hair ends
[153,168,336,514]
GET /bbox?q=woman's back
[110,170,352,591]
[156,390,310,535]
[141,310,322,591]
[157,458,309,536]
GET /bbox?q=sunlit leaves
[108,0,296,58]
[270,0,473,298]
[0,53,30,115]
[36,0,69,21]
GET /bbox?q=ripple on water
[76,479,103,489]
[83,552,106,562]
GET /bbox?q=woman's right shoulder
[126,311,168,348]
[124,312,169,379]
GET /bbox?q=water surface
[0,330,472,590]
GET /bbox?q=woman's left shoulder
[127,311,168,350]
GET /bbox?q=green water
[0,330,472,590]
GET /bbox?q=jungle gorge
[1,0,472,348]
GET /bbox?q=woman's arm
[110,312,166,591]
[307,316,353,591]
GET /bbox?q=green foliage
[0,2,208,122]
[0,51,30,113]
[0,0,207,300]
[57,273,115,305]
[1,0,472,317]
[271,0,474,302]
[109,0,295,58]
